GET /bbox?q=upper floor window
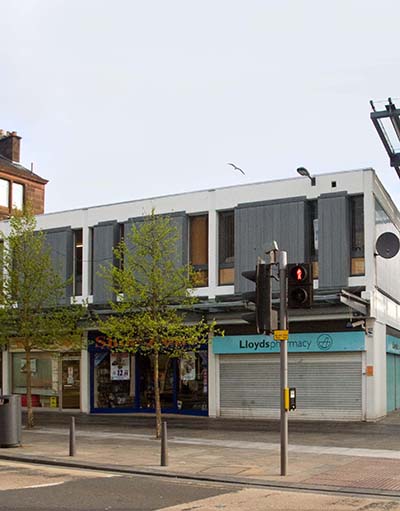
[0,179,9,208]
[189,214,208,287]
[73,229,83,296]
[12,182,24,210]
[307,200,318,279]
[0,179,24,211]
[218,210,234,285]
[350,195,365,276]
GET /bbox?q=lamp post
[296,167,316,186]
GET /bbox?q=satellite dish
[376,232,400,259]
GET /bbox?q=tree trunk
[26,349,34,429]
[153,350,162,439]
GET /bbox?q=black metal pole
[69,417,76,457]
[161,421,168,466]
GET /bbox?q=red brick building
[0,130,48,219]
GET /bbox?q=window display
[94,352,135,408]
[177,351,208,411]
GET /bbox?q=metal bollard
[160,421,168,466]
[69,417,76,457]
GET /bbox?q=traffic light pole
[279,250,288,476]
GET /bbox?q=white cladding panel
[219,353,362,420]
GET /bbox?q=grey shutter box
[318,193,350,289]
[234,197,307,293]
[43,227,73,304]
[124,211,188,267]
[92,221,119,305]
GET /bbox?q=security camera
[352,320,365,329]
[264,240,279,253]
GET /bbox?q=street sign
[274,329,289,341]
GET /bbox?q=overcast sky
[1,1,400,213]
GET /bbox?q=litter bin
[0,395,22,447]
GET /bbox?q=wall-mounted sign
[212,332,365,354]
[387,336,400,355]
[110,353,130,380]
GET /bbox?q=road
[1,460,400,511]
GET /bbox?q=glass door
[61,355,81,409]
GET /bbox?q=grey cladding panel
[125,212,188,267]
[92,221,119,304]
[235,199,306,292]
[318,194,350,288]
[43,227,73,303]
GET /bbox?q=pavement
[2,411,400,497]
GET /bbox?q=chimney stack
[0,130,21,162]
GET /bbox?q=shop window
[350,195,365,275]
[73,229,83,296]
[0,179,9,208]
[138,354,174,409]
[189,214,208,287]
[94,351,135,409]
[12,352,60,408]
[12,182,24,210]
[177,351,208,412]
[218,210,234,285]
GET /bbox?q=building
[0,130,48,397]
[1,167,400,421]
[0,130,48,219]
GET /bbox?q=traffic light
[241,260,275,334]
[287,263,313,308]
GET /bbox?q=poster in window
[110,353,130,381]
[180,352,196,382]
[20,359,37,373]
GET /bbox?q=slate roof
[0,155,48,184]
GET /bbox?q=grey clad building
[1,167,400,421]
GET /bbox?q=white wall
[365,319,387,420]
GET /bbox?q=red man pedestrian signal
[287,263,313,309]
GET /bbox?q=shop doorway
[61,356,81,409]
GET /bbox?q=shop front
[89,334,208,415]
[213,331,366,421]
[386,334,400,413]
[10,350,81,410]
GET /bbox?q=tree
[98,210,215,438]
[0,210,86,429]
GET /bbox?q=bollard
[69,417,76,457]
[160,421,168,466]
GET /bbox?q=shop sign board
[212,331,365,354]
[387,335,400,355]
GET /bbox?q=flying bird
[227,162,245,175]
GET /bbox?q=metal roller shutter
[220,353,362,421]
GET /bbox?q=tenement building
[0,130,48,397]
[1,168,399,421]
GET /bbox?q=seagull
[227,162,245,175]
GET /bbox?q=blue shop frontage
[88,332,209,415]
[212,331,366,421]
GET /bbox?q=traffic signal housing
[241,261,276,334]
[287,263,313,308]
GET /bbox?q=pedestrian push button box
[284,387,297,411]
[289,387,296,411]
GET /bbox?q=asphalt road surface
[2,460,400,511]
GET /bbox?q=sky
[1,0,400,213]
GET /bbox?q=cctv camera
[352,320,365,329]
